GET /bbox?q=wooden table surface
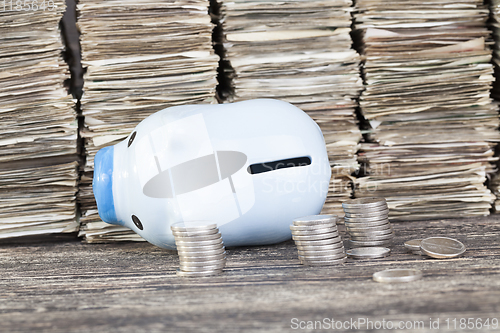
[1,216,499,332]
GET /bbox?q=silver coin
[342,197,387,208]
[290,226,339,236]
[179,260,226,268]
[347,227,393,236]
[171,222,218,232]
[179,253,227,261]
[300,256,347,266]
[174,237,223,246]
[298,252,347,261]
[179,263,226,272]
[344,216,390,224]
[347,230,393,238]
[176,243,225,252]
[342,205,388,214]
[350,232,395,241]
[404,239,423,252]
[350,237,394,243]
[173,233,222,242]
[176,268,223,277]
[178,248,226,257]
[172,229,219,237]
[297,247,345,257]
[372,269,423,283]
[293,237,343,247]
[290,224,336,232]
[349,239,393,247]
[346,222,391,230]
[420,237,466,259]
[293,215,337,226]
[293,220,337,227]
[179,258,226,267]
[344,210,389,218]
[351,231,395,239]
[292,231,339,241]
[345,222,390,229]
[296,242,344,251]
[346,247,391,259]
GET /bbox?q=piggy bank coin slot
[247,156,311,175]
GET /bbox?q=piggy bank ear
[93,146,119,225]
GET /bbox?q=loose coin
[404,239,423,252]
[346,247,391,259]
[372,269,423,283]
[176,269,223,277]
[420,237,466,259]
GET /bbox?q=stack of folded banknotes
[213,0,364,217]
[353,0,500,220]
[77,0,219,241]
[0,1,79,239]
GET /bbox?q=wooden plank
[0,216,499,332]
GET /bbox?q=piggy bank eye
[131,215,143,230]
[128,131,137,147]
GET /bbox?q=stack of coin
[171,222,226,277]
[342,197,394,247]
[290,215,346,266]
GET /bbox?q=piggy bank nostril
[132,215,143,230]
[128,131,137,147]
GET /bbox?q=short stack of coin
[290,215,346,266]
[342,198,394,247]
[171,223,226,277]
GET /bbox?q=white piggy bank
[93,99,331,249]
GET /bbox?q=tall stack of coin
[342,198,394,247]
[171,223,226,277]
[290,215,346,266]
